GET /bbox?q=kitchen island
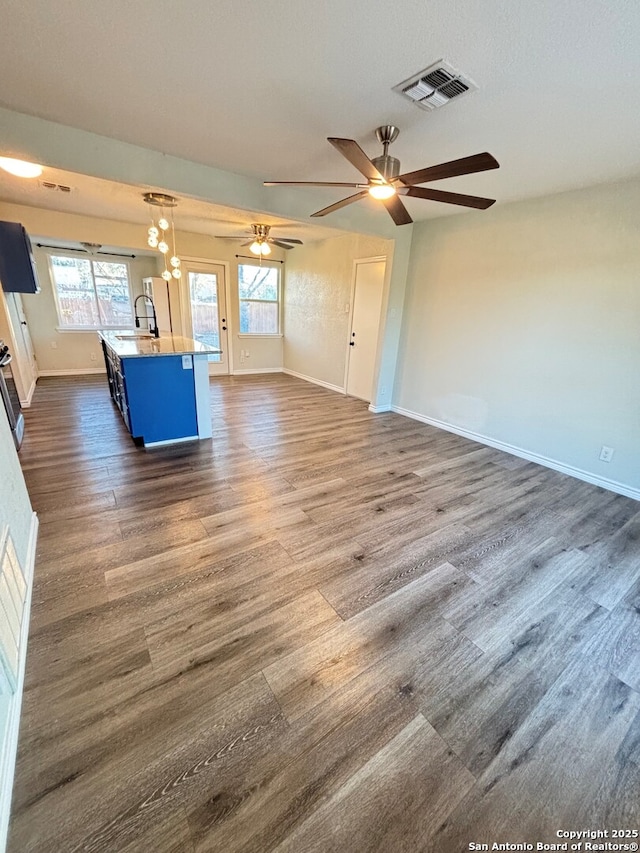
[99,330,221,447]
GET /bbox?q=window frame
[47,251,135,332]
[237,262,282,337]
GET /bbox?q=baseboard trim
[18,377,37,409]
[38,368,106,377]
[392,405,640,501]
[231,368,283,375]
[368,403,392,414]
[282,368,345,395]
[0,512,38,853]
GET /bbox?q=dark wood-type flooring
[8,374,640,852]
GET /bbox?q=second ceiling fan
[215,223,303,255]
[265,126,500,226]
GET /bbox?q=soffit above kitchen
[0,0,639,222]
[0,165,345,244]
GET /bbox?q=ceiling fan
[215,223,303,256]
[264,126,499,226]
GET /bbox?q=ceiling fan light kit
[264,125,500,226]
[250,239,271,256]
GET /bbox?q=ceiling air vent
[394,60,477,112]
[40,181,72,193]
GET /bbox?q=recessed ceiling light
[0,157,43,178]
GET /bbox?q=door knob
[349,341,355,346]
[222,326,227,331]
[21,321,27,326]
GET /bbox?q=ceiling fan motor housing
[371,155,401,182]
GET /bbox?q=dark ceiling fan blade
[271,240,298,250]
[398,152,499,186]
[240,240,254,247]
[382,194,413,226]
[328,138,385,182]
[276,238,303,244]
[213,235,247,240]
[310,190,369,217]
[264,180,365,188]
[403,186,496,210]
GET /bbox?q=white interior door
[346,259,386,402]
[11,294,38,381]
[183,263,229,375]
[0,292,38,403]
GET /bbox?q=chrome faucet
[134,294,160,338]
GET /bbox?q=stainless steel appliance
[0,341,24,449]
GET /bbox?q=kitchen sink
[115,333,156,340]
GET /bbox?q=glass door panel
[189,272,221,361]
[184,263,229,374]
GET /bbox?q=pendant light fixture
[142,192,182,281]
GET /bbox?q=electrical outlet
[245,350,250,358]
[599,445,614,463]
[50,341,57,349]
[90,352,97,361]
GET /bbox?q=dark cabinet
[0,221,41,294]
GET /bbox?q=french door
[182,263,229,375]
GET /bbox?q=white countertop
[99,330,222,358]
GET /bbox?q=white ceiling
[1,0,640,224]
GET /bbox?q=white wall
[0,202,286,374]
[0,408,35,853]
[394,177,640,495]
[0,412,33,571]
[284,232,393,390]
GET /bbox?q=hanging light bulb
[158,240,169,254]
[158,217,169,231]
[172,268,182,279]
[148,225,159,238]
[170,256,180,268]
[148,236,159,248]
[161,269,172,281]
[260,241,272,255]
[249,240,263,255]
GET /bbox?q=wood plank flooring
[8,373,640,852]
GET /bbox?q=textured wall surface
[395,177,640,491]
[284,233,392,389]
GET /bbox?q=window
[238,264,280,335]
[49,254,133,330]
